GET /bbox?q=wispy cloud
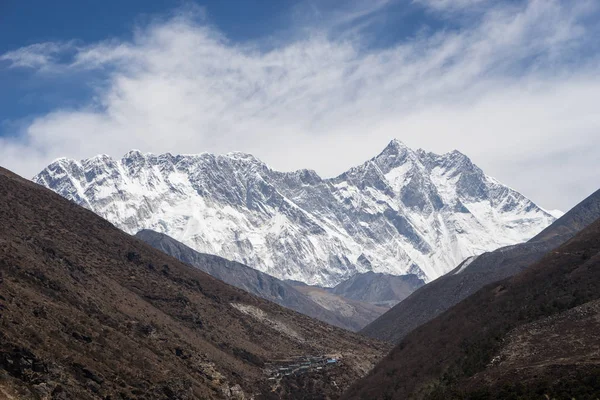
[0,0,599,210]
[414,0,490,12]
[0,41,75,69]
[292,0,393,33]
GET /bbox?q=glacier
[33,139,555,286]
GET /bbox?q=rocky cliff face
[34,140,554,286]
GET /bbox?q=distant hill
[362,188,600,344]
[344,214,600,399]
[327,271,424,308]
[284,271,424,330]
[290,284,390,330]
[0,167,387,399]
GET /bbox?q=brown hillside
[0,167,387,399]
[343,216,600,399]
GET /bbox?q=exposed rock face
[34,140,554,286]
[362,188,600,344]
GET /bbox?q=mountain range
[33,140,555,287]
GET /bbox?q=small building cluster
[265,355,339,380]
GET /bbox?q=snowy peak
[386,138,408,150]
[376,139,411,164]
[373,139,417,177]
[34,143,555,286]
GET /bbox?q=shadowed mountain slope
[135,229,386,331]
[362,189,600,344]
[0,167,387,400]
[343,216,600,399]
[530,189,600,242]
[328,271,424,308]
[288,284,390,330]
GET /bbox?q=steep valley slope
[136,229,388,331]
[0,167,387,400]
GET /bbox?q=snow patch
[454,255,479,275]
[546,209,565,219]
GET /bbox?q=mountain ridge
[34,140,555,286]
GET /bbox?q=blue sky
[0,0,599,210]
[0,0,297,122]
[0,0,436,122]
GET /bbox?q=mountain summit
[34,140,554,286]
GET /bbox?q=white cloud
[0,0,599,210]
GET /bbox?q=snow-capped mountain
[33,140,555,286]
